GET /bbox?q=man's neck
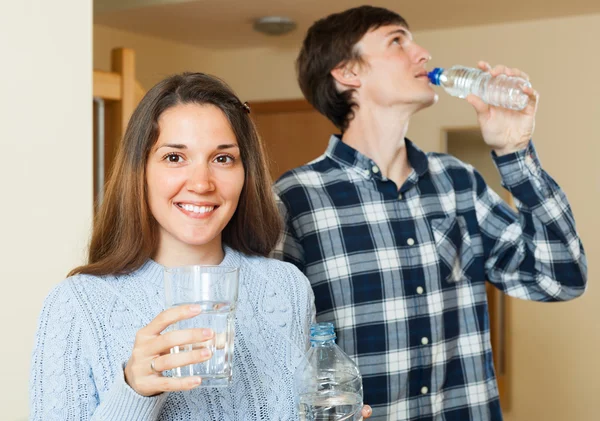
[342,105,413,189]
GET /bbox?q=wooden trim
[250,99,313,114]
[500,193,516,411]
[439,125,481,153]
[135,80,145,103]
[93,64,145,104]
[101,48,139,196]
[442,128,513,412]
[93,48,146,211]
[93,70,121,100]
[112,48,136,136]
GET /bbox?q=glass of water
[164,265,239,387]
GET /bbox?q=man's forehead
[368,24,412,40]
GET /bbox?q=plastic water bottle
[294,323,364,421]
[428,65,531,110]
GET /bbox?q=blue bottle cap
[310,322,336,341]
[427,68,444,85]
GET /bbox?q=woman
[29,72,371,420]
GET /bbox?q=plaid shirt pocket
[431,216,475,283]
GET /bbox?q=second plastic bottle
[294,322,364,420]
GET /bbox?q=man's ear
[330,61,361,89]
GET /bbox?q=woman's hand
[124,304,214,397]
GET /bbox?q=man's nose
[412,43,432,64]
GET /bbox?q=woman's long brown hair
[69,73,282,277]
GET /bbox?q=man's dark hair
[297,6,408,131]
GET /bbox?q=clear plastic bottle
[294,323,364,421]
[428,65,531,110]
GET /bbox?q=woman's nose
[186,165,215,193]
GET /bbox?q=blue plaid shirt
[273,135,586,421]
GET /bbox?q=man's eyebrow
[385,28,412,40]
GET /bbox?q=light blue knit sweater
[30,247,315,420]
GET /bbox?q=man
[273,5,587,421]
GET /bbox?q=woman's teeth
[179,204,215,214]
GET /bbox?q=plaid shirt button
[416,286,424,295]
[421,337,429,345]
[371,165,379,174]
[421,386,429,395]
[407,238,415,246]
[398,193,403,200]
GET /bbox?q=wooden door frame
[249,99,313,114]
[92,48,146,209]
[441,126,513,412]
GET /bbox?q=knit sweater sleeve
[30,280,167,421]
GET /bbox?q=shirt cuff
[91,365,168,421]
[492,141,552,203]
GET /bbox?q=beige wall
[94,24,302,100]
[412,19,599,420]
[1,1,93,420]
[94,24,216,93]
[94,13,599,421]
[447,130,504,196]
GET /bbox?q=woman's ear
[330,61,361,89]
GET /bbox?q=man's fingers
[466,94,489,115]
[511,67,529,81]
[477,61,491,71]
[489,64,507,77]
[523,87,540,113]
[479,62,530,81]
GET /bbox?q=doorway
[444,127,513,412]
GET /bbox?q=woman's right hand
[124,304,214,397]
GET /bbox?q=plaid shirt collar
[324,134,430,189]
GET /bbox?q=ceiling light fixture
[253,16,296,36]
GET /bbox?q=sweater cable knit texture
[30,247,315,420]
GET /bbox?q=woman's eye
[214,155,234,164]
[165,153,182,163]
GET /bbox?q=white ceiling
[94,0,600,49]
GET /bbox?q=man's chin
[414,93,438,111]
[425,93,439,107]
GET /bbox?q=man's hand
[466,61,539,156]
